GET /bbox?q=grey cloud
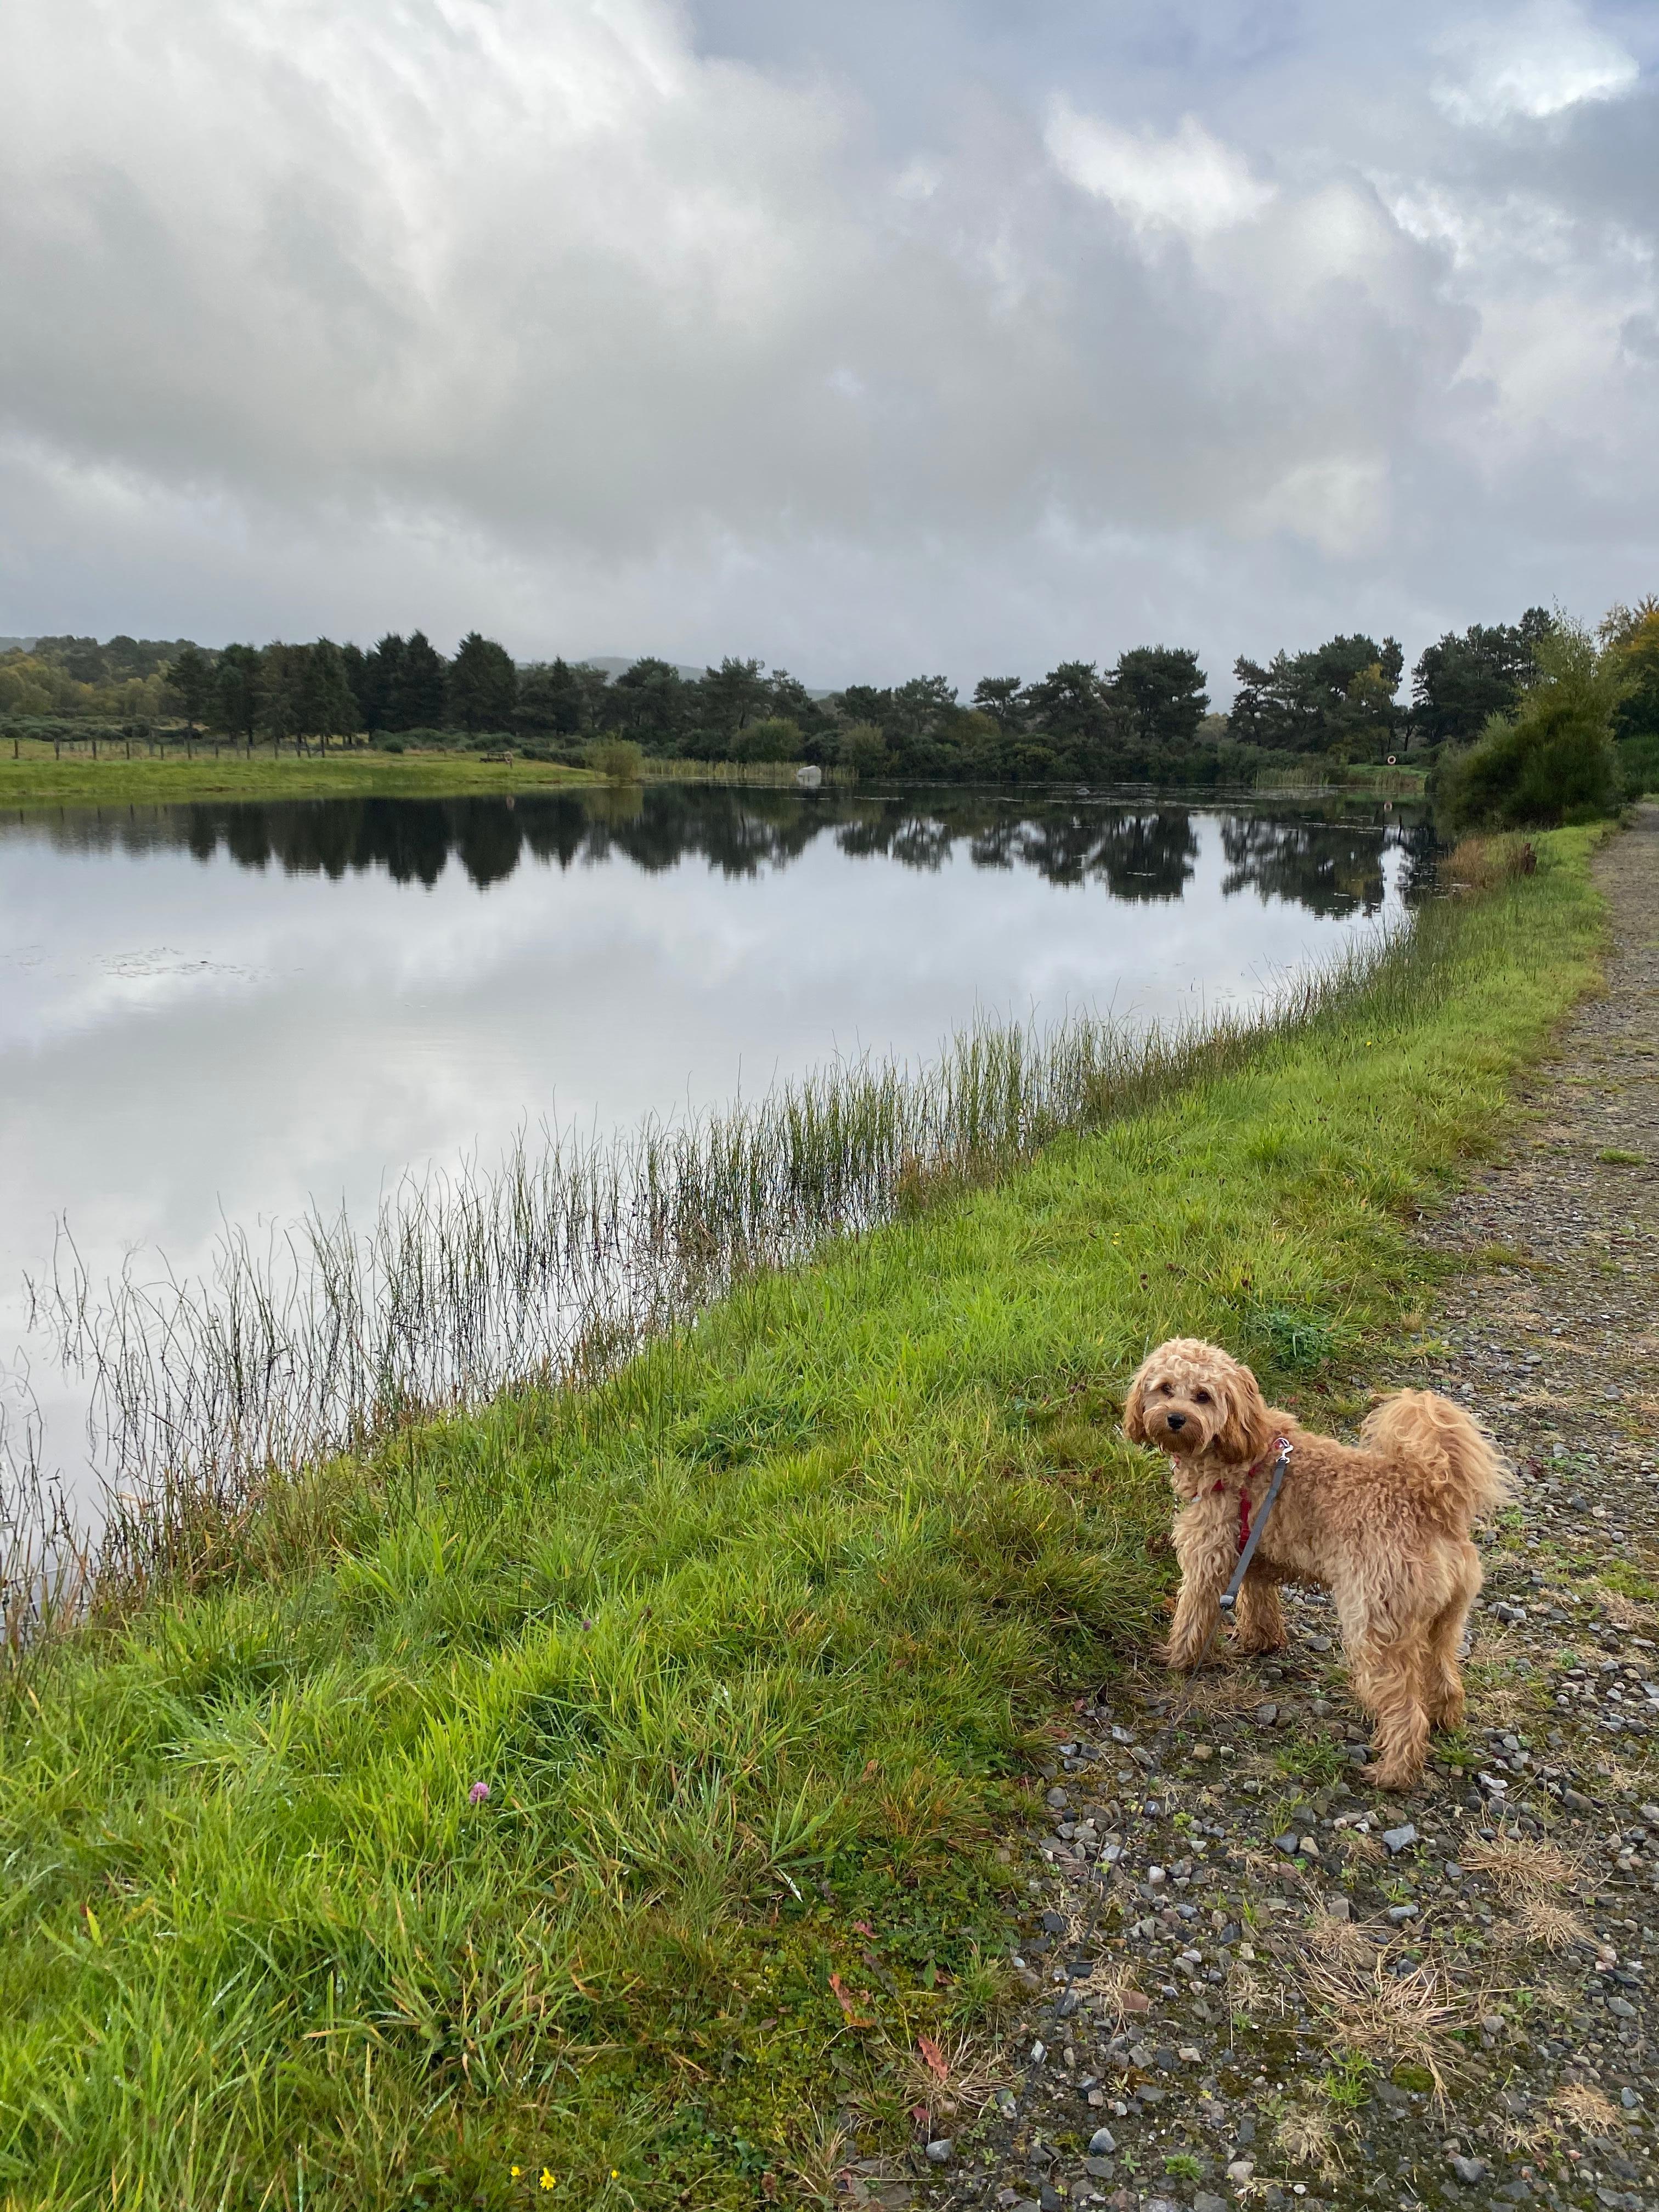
[0,0,1653,684]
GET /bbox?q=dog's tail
[1360,1389,1513,1528]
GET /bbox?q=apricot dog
[1122,1338,1510,1791]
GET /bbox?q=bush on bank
[0,830,1609,2209]
[1434,620,1627,831]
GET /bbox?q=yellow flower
[511,2170,521,2180]
[540,2172,556,2192]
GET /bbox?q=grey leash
[1218,1436,1293,1614]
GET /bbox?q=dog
[1122,1337,1510,1791]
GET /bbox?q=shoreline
[0,825,1609,2207]
[0,746,1423,811]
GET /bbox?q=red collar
[1204,1436,1292,1555]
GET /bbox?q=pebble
[924,2140,952,2164]
[961,822,1659,2212]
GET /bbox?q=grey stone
[1607,1995,1637,2018]
[1082,2158,1115,2181]
[1254,1702,1280,1726]
[1621,2087,1639,2109]
[1448,2155,1489,2186]
[1087,2128,1117,2156]
[1382,1822,1419,1854]
[925,2141,952,2165]
[1324,1894,1351,1921]
[1273,1832,1300,1854]
[1194,2196,1227,2212]
[1387,1903,1420,1922]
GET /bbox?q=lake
[0,783,1429,1512]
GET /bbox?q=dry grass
[1294,1943,1474,2104]
[1463,1832,1587,1906]
[1443,835,1539,894]
[1596,1587,1659,1633]
[894,2031,1009,2132]
[1082,1959,1147,2028]
[1515,1899,1594,1953]
[1273,2103,1346,2180]
[1337,1829,1386,1867]
[1551,2084,1626,2137]
[1464,1833,1593,1952]
[780,2119,855,2207]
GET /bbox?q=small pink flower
[469,1781,490,1805]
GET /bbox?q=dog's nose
[1165,1412,1187,1431]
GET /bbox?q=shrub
[1435,618,1625,832]
[837,721,889,778]
[589,733,644,783]
[729,715,803,764]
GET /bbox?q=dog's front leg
[1231,1568,1288,1656]
[1162,1502,1235,1671]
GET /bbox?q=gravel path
[859,814,1659,2212]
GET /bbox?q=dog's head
[1122,1338,1272,1472]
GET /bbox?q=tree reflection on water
[6,785,1434,917]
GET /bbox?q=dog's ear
[1121,1357,1153,1444]
[1216,1361,1273,1466]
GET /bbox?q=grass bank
[0,747,597,808]
[0,832,1607,2209]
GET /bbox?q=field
[0,741,848,808]
[0,743,596,808]
[0,828,1608,2209]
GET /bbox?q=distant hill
[0,637,39,653]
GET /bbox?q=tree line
[2,601,1655,800]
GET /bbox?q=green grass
[0,746,599,807]
[0,830,1609,2208]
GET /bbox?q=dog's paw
[1369,1759,1423,1793]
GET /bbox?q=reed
[4,947,1388,1644]
[0,833,1608,2208]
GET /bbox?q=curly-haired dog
[1122,1338,1510,1791]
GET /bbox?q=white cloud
[0,0,1654,681]
[1434,0,1639,125]
[1045,104,1275,239]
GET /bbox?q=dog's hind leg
[1352,1635,1431,1792]
[1423,1544,1481,1731]
[1230,1569,1287,1656]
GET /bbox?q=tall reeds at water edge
[2,935,1406,1647]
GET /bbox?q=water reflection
[6,785,1431,917]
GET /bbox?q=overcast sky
[1,0,1655,693]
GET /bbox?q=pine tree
[445,631,518,732]
[165,643,214,731]
[397,631,449,729]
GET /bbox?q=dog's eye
[1194,1389,1212,1405]
[1157,1381,1173,1394]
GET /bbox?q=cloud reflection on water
[0,785,1427,1497]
